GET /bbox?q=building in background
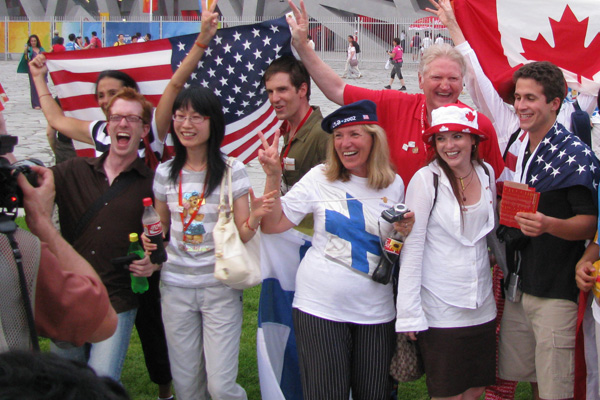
[0,0,426,21]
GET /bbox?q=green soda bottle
[128,233,149,294]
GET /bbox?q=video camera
[0,135,43,219]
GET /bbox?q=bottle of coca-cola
[142,197,167,264]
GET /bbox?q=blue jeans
[50,308,137,381]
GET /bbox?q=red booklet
[499,181,540,229]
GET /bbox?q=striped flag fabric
[0,82,8,111]
[44,16,291,163]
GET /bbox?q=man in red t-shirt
[90,31,102,49]
[286,0,505,186]
[51,37,66,53]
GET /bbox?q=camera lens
[394,204,408,213]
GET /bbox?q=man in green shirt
[263,55,329,194]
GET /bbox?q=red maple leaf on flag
[465,111,475,122]
[520,5,600,83]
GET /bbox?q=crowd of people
[22,29,151,110]
[3,0,600,399]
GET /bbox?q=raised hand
[286,0,310,49]
[425,0,465,44]
[425,0,454,25]
[198,0,219,44]
[28,53,48,77]
[257,129,282,176]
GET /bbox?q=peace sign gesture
[425,0,465,45]
[257,130,282,177]
[198,0,220,45]
[286,0,310,50]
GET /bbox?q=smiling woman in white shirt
[395,103,497,400]
[258,100,414,400]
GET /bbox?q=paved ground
[0,59,476,193]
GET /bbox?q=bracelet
[245,217,258,232]
[39,93,52,99]
[195,41,209,49]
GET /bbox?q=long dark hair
[427,134,483,211]
[94,70,139,98]
[168,87,226,196]
[27,34,41,48]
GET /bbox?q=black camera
[111,254,142,270]
[0,135,42,217]
[381,203,409,223]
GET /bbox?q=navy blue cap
[321,100,379,133]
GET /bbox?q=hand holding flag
[44,8,292,163]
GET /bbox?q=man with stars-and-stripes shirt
[498,61,600,400]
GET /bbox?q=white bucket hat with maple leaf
[423,103,489,143]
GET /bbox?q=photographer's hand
[17,165,55,241]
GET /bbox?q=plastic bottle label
[144,221,162,236]
[384,238,403,255]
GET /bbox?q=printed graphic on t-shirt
[180,190,208,253]
[320,184,381,276]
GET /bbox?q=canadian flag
[454,0,600,100]
[143,0,157,13]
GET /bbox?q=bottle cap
[143,197,153,207]
[129,233,139,242]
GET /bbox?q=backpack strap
[431,173,439,217]
[503,128,522,161]
[72,171,138,243]
[571,100,592,147]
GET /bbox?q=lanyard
[178,170,208,233]
[280,107,313,168]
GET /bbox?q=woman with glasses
[146,86,273,400]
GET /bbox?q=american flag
[44,16,292,163]
[503,122,600,198]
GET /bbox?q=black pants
[293,308,395,400]
[135,271,172,385]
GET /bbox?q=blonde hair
[324,124,396,190]
[418,43,466,77]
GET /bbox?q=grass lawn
[118,283,532,400]
[20,216,533,400]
